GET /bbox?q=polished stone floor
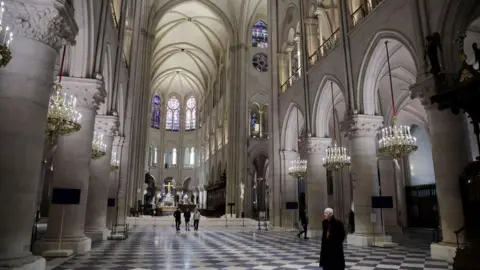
[52,225,452,270]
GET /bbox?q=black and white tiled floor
[53,225,452,270]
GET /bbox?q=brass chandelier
[288,158,308,178]
[45,46,82,143]
[91,131,107,160]
[0,2,13,67]
[323,82,351,171]
[378,41,418,159]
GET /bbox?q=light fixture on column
[110,151,120,171]
[91,131,107,159]
[0,2,13,68]
[288,158,308,178]
[378,41,418,159]
[323,82,351,171]
[45,45,82,143]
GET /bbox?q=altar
[156,180,178,216]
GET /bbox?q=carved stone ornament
[60,77,107,111]
[342,114,383,139]
[299,137,331,156]
[95,115,119,137]
[113,135,124,148]
[4,0,79,50]
[410,76,436,108]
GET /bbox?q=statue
[425,32,442,76]
[240,182,245,200]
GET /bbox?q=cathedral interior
[0,0,480,269]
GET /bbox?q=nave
[51,225,452,270]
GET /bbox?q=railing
[280,68,302,92]
[308,29,341,67]
[351,0,385,27]
[455,226,467,250]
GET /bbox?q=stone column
[286,45,294,86]
[344,115,394,246]
[280,150,299,227]
[314,8,325,52]
[411,76,469,262]
[294,35,301,78]
[0,1,77,269]
[305,18,319,65]
[277,53,288,92]
[85,115,119,241]
[303,137,331,235]
[34,77,106,254]
[107,136,124,230]
[259,111,264,138]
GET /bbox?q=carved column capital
[410,75,436,109]
[304,18,318,27]
[342,114,383,139]
[95,115,119,137]
[5,0,78,50]
[279,149,299,160]
[61,76,107,111]
[113,135,125,148]
[300,137,331,156]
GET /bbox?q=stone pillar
[280,150,299,227]
[303,137,331,235]
[277,53,289,92]
[85,116,119,241]
[286,45,294,86]
[107,136,124,230]
[294,35,301,78]
[411,76,469,262]
[314,8,325,51]
[34,77,106,255]
[0,1,77,269]
[305,18,319,65]
[344,115,394,246]
[259,111,264,138]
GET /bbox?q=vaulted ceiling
[147,0,267,98]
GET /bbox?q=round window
[252,53,268,72]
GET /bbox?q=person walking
[193,208,201,231]
[320,208,346,270]
[173,207,182,232]
[348,210,355,233]
[184,209,191,231]
[297,209,309,239]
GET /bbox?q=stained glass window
[252,21,268,48]
[185,96,196,131]
[251,113,257,129]
[166,97,180,131]
[151,95,161,129]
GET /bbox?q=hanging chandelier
[323,82,351,171]
[110,151,120,171]
[91,131,107,160]
[378,41,418,159]
[45,45,82,143]
[0,2,13,67]
[288,158,307,178]
[323,144,351,171]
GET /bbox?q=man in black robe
[320,208,346,270]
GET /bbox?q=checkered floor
[53,225,452,270]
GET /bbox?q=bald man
[320,208,345,270]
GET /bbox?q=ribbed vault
[151,1,229,97]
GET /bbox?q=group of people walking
[173,207,201,231]
[298,207,349,270]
